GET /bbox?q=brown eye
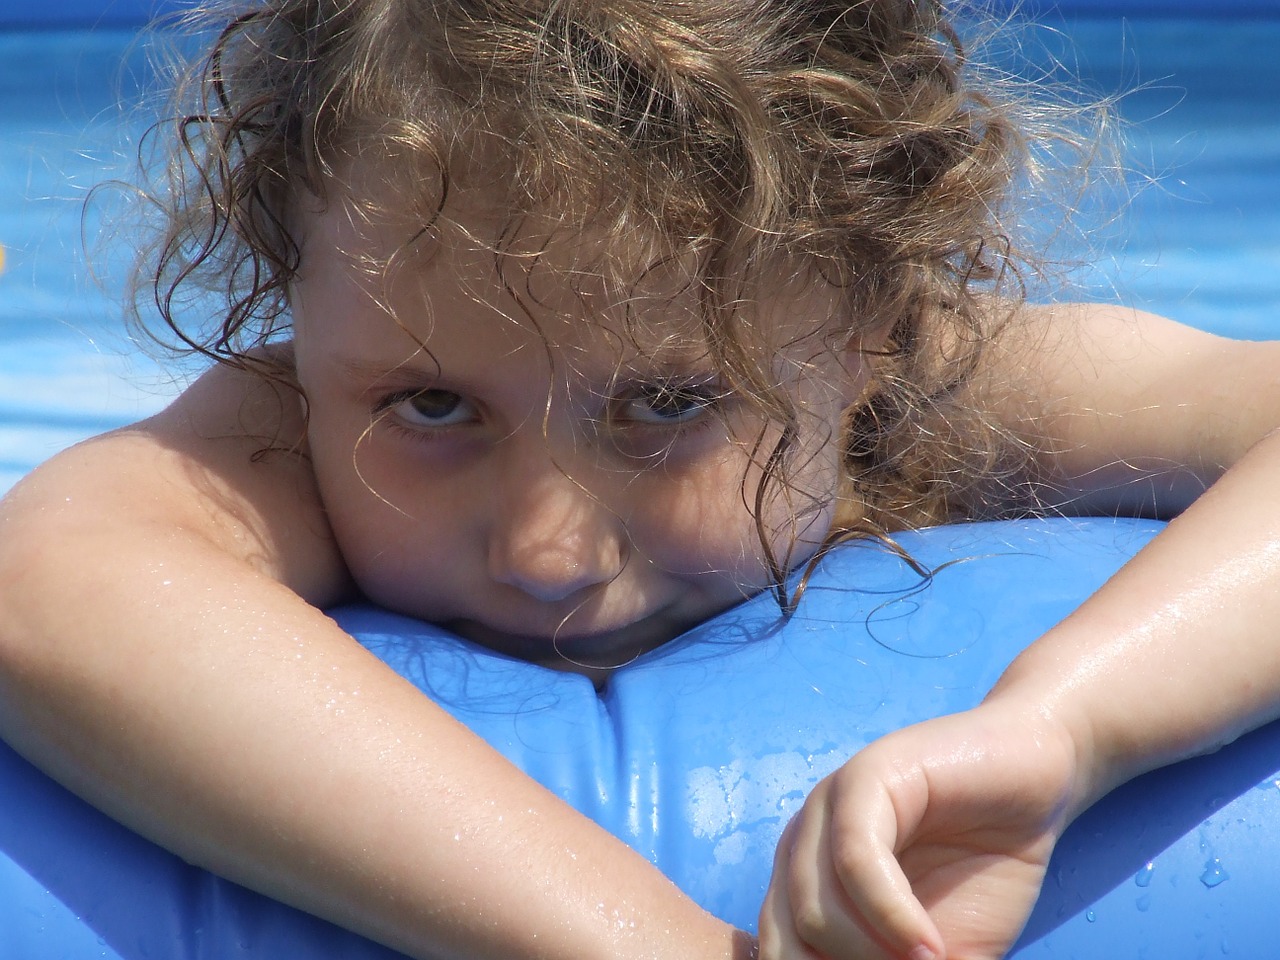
[619,384,722,425]
[385,389,476,428]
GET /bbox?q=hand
[758,702,1081,960]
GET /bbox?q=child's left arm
[759,305,1280,960]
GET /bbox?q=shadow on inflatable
[3,517,1277,958]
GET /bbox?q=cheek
[304,414,467,608]
[762,431,844,543]
[730,412,846,572]
[618,448,756,579]
[625,405,846,583]
[619,440,808,587]
[306,397,430,520]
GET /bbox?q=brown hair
[132,0,1105,592]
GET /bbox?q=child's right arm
[0,362,750,960]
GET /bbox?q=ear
[838,321,895,409]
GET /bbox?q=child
[2,2,1279,959]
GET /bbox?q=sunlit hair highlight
[129,0,1112,598]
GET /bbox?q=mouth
[445,609,687,675]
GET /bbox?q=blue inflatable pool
[7,516,1280,959]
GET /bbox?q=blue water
[1052,18,1280,336]
[0,29,177,493]
[1,17,1278,494]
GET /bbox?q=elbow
[0,473,92,691]
[0,510,58,686]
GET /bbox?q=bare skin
[1,185,1279,960]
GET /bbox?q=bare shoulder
[2,352,350,607]
[975,301,1280,511]
[993,304,1280,449]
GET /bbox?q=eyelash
[611,383,727,429]
[371,380,728,444]
[373,388,477,443]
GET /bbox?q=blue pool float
[4,515,1280,958]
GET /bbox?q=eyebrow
[329,344,722,398]
[612,345,720,381]
[332,354,444,390]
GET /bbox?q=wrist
[978,668,1110,825]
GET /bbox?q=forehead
[289,179,842,373]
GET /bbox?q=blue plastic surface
[6,516,1280,957]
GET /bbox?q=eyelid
[375,387,479,431]
[610,377,731,426]
[612,372,727,399]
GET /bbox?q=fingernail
[908,946,937,960]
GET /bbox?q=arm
[984,305,1280,801]
[759,305,1280,960]
[0,364,750,960]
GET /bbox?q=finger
[759,818,824,960]
[820,768,944,960]
[783,784,901,960]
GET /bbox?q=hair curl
[131,0,1107,596]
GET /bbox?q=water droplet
[1136,893,1151,912]
[1086,910,1096,923]
[1200,858,1230,888]
[1135,861,1155,888]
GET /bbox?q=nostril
[488,533,624,603]
[487,448,628,602]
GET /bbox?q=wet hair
[131,0,1107,595]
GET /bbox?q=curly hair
[132,0,1104,593]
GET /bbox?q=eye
[615,382,724,426]
[380,389,478,429]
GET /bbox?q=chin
[446,617,668,673]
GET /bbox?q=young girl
[2,2,1279,960]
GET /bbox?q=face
[290,188,870,678]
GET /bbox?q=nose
[486,453,627,604]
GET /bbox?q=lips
[445,607,687,669]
